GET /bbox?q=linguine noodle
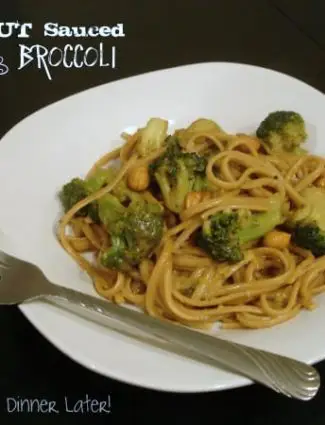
[57,119,325,330]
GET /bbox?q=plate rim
[1,60,324,143]
[1,60,324,393]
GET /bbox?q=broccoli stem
[85,168,115,193]
[238,207,283,245]
[98,194,126,232]
[154,172,171,203]
[174,160,191,212]
[137,118,168,157]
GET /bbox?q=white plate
[1,62,325,393]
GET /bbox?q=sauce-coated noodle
[57,119,325,330]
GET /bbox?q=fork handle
[43,283,319,400]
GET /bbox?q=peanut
[184,191,213,209]
[184,192,201,209]
[263,231,291,249]
[127,165,150,191]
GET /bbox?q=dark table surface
[1,1,325,424]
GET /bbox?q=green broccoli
[196,195,283,263]
[101,235,126,270]
[59,167,117,222]
[59,177,89,216]
[97,193,126,232]
[291,225,325,257]
[99,194,164,271]
[136,117,169,157]
[289,187,325,257]
[149,136,209,213]
[256,111,307,153]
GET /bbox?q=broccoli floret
[136,117,169,157]
[197,212,243,262]
[59,167,117,222]
[60,178,89,216]
[59,177,100,222]
[100,235,126,270]
[99,194,164,272]
[196,196,283,263]
[149,137,209,213]
[292,225,325,257]
[256,111,307,153]
[289,187,325,257]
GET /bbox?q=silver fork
[0,249,320,400]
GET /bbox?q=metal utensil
[0,249,320,400]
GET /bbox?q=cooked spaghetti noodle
[57,114,325,330]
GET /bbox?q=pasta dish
[57,111,325,330]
